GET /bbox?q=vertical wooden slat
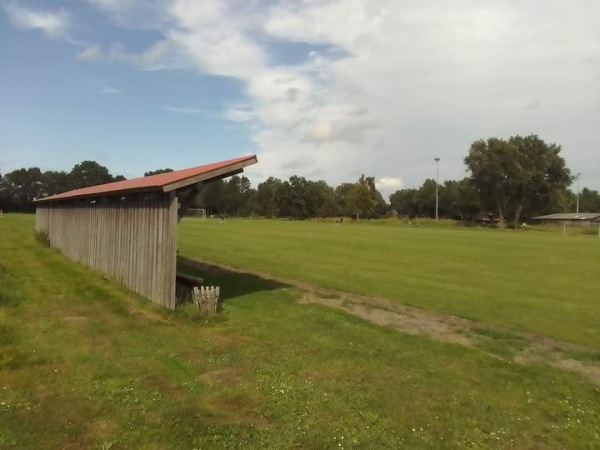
[37,196,177,308]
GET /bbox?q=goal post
[185,208,207,220]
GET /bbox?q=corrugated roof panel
[34,155,257,203]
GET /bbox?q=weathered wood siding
[35,197,178,309]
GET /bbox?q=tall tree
[465,135,571,227]
[42,170,71,196]
[256,177,283,218]
[69,161,119,190]
[578,188,600,212]
[348,175,384,219]
[0,168,45,211]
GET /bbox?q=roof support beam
[177,183,204,222]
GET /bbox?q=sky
[1,0,599,197]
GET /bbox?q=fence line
[35,197,178,309]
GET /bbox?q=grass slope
[0,214,599,448]
[179,218,600,347]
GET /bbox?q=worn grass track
[179,218,600,347]
[1,214,599,448]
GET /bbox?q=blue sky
[1,0,599,194]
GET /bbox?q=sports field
[179,218,600,346]
[1,214,599,448]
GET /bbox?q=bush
[34,230,50,247]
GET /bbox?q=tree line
[0,161,125,212]
[2,135,599,223]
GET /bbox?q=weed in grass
[472,328,529,359]
[563,350,600,364]
[0,264,24,307]
[0,324,18,347]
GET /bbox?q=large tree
[69,161,122,190]
[465,135,571,227]
[577,188,600,212]
[0,168,45,212]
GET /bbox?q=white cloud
[78,45,101,61]
[101,87,121,94]
[75,0,600,188]
[3,2,70,39]
[76,41,188,71]
[376,177,403,196]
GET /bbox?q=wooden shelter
[34,155,257,309]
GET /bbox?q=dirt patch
[62,315,88,323]
[300,292,473,346]
[127,306,168,323]
[86,418,119,441]
[515,344,600,386]
[198,368,243,387]
[551,359,600,385]
[204,392,268,426]
[304,371,332,382]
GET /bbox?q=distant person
[219,213,225,223]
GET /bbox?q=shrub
[34,230,50,247]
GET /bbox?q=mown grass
[179,218,600,347]
[0,214,599,448]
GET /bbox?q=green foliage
[144,168,173,176]
[472,328,528,359]
[0,161,125,212]
[34,230,50,247]
[390,178,482,220]
[578,188,600,212]
[465,135,572,227]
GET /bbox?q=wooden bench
[175,272,204,304]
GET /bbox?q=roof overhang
[34,155,257,204]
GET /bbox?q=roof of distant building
[530,212,600,220]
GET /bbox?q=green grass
[1,214,599,448]
[179,218,600,347]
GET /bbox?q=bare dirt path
[183,257,600,385]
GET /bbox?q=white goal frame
[186,208,207,220]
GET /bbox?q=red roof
[35,155,257,203]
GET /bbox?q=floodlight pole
[434,157,440,220]
[576,173,581,214]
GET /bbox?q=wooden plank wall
[35,197,178,309]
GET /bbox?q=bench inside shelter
[175,272,204,304]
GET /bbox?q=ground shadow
[176,256,288,304]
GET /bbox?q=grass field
[179,218,600,347]
[1,214,599,448]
